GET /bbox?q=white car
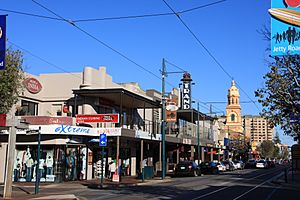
[216,162,226,172]
[256,160,268,168]
[233,160,244,170]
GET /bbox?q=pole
[197,102,200,165]
[161,58,166,179]
[243,116,246,160]
[3,111,16,199]
[35,126,41,194]
[100,146,104,188]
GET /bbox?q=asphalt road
[72,166,298,200]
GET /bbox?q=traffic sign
[99,133,107,147]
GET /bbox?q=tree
[255,55,300,142]
[0,47,24,114]
[257,140,277,159]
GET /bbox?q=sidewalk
[0,176,170,200]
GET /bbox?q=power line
[1,1,226,23]
[0,8,63,21]
[161,0,261,112]
[31,0,162,81]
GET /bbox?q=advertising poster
[0,15,6,70]
[269,0,300,56]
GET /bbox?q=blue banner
[270,1,300,56]
[0,15,6,70]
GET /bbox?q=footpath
[0,176,171,200]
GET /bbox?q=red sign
[0,114,6,127]
[21,116,72,125]
[207,151,217,155]
[76,114,119,123]
[23,78,42,94]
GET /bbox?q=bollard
[285,167,288,183]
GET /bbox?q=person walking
[108,160,116,181]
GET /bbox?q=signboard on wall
[76,114,119,123]
[0,15,6,70]
[269,0,300,55]
[23,78,43,94]
[0,114,6,126]
[22,116,72,125]
[166,97,178,122]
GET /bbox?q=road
[70,166,298,200]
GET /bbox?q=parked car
[233,160,245,170]
[200,162,219,174]
[245,159,257,168]
[216,162,227,172]
[256,160,268,169]
[266,160,275,168]
[222,160,235,171]
[175,161,201,177]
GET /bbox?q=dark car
[266,160,275,168]
[175,161,201,177]
[200,162,219,174]
[245,159,257,169]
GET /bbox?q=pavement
[0,176,171,200]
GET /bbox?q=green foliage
[0,47,24,114]
[255,55,300,141]
[257,140,277,158]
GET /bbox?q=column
[140,140,144,173]
[191,146,195,160]
[201,147,205,162]
[210,148,213,161]
[130,144,136,176]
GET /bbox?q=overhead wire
[29,0,228,114]
[161,0,261,112]
[1,0,226,23]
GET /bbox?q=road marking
[265,185,282,200]
[191,182,230,200]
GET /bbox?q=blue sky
[0,0,295,146]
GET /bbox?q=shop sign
[96,128,121,136]
[0,15,6,70]
[55,124,91,134]
[0,114,6,126]
[76,114,119,123]
[22,116,72,125]
[182,82,191,109]
[183,138,191,144]
[23,78,42,94]
[269,0,300,55]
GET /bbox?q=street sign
[99,133,107,147]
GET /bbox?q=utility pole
[197,102,200,165]
[161,58,166,180]
[35,126,41,194]
[243,116,246,159]
[3,110,16,199]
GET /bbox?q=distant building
[244,115,275,150]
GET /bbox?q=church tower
[225,80,243,135]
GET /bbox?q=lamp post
[197,102,200,165]
[35,126,41,194]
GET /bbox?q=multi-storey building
[244,115,275,150]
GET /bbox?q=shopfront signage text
[23,78,42,94]
[76,114,119,123]
[0,15,6,70]
[182,83,191,109]
[55,124,91,134]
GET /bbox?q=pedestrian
[26,157,34,182]
[108,160,116,181]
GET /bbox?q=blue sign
[0,15,6,70]
[270,1,300,56]
[99,133,107,147]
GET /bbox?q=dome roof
[228,80,239,96]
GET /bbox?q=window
[231,114,235,122]
[16,100,38,116]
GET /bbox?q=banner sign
[166,97,178,123]
[269,1,300,55]
[76,114,119,123]
[0,114,6,127]
[0,15,6,70]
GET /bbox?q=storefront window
[16,100,38,116]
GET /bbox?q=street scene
[1,0,300,200]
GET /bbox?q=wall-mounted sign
[166,97,178,123]
[76,114,119,123]
[21,116,72,125]
[0,15,6,71]
[23,78,42,94]
[269,0,300,55]
[181,72,192,110]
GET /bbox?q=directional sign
[99,133,107,147]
